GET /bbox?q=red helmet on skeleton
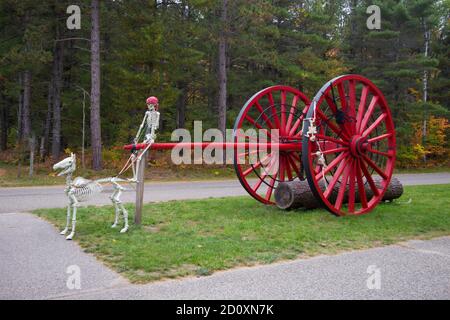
[146,96,159,110]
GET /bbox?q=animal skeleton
[53,98,160,240]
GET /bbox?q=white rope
[303,99,329,189]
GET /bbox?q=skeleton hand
[144,134,155,144]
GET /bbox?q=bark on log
[275,177,403,210]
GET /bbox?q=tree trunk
[17,74,23,143]
[42,72,54,159]
[22,70,32,141]
[0,93,8,151]
[217,0,228,137]
[176,87,187,129]
[422,21,431,163]
[51,41,64,160]
[90,0,102,170]
[29,133,35,177]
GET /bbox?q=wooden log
[274,179,319,210]
[275,177,403,210]
[363,176,403,202]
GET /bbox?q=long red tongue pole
[123,142,302,152]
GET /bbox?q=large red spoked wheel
[234,85,311,204]
[302,75,396,216]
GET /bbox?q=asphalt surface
[1,172,450,213]
[0,173,449,299]
[1,216,448,300]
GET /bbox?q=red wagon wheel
[234,85,311,204]
[302,75,396,216]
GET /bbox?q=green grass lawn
[34,184,450,283]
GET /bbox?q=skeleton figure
[129,96,160,182]
[52,96,160,240]
[53,154,130,240]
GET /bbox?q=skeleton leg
[119,202,129,233]
[110,189,120,228]
[60,203,71,235]
[130,153,138,182]
[66,193,79,240]
[111,179,129,233]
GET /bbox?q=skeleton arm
[134,112,149,144]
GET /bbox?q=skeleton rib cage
[69,180,103,202]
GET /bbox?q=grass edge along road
[2,160,450,188]
[34,184,450,283]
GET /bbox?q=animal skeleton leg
[110,178,129,233]
[60,204,71,235]
[66,192,79,240]
[110,189,120,228]
[119,202,129,233]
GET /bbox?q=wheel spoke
[359,96,379,134]
[361,113,386,138]
[284,155,293,180]
[337,82,347,110]
[242,153,272,176]
[267,92,281,129]
[361,154,388,179]
[252,154,276,192]
[316,134,349,146]
[367,147,394,158]
[265,170,278,201]
[245,115,272,138]
[348,80,357,134]
[323,156,349,199]
[336,82,353,138]
[316,109,350,140]
[311,147,348,156]
[254,102,275,129]
[285,95,299,133]
[348,159,356,213]
[368,133,392,144]
[279,156,286,182]
[315,151,349,180]
[286,154,301,177]
[355,159,368,208]
[289,118,302,137]
[335,158,352,211]
[324,93,338,113]
[359,158,380,196]
[324,92,352,137]
[253,175,266,192]
[280,90,286,135]
[356,85,369,132]
[290,152,301,162]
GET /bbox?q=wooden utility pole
[90,0,102,170]
[217,0,228,138]
[134,153,146,225]
[29,133,35,177]
[422,20,431,164]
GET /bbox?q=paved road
[1,173,450,213]
[0,214,448,300]
[0,173,449,300]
